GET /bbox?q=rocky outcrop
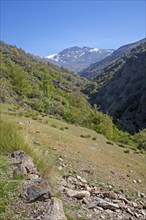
[10,150,67,220]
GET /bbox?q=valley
[0,39,146,219]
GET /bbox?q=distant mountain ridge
[46,46,114,73]
[86,38,146,132]
[80,38,146,80]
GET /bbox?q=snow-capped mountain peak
[46,46,114,73]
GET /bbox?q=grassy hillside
[0,106,145,219]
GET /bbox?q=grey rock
[67,189,90,199]
[95,197,120,210]
[44,198,67,220]
[11,150,39,178]
[23,179,52,203]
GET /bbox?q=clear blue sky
[1,0,145,56]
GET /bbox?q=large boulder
[44,198,67,220]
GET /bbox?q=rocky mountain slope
[46,46,114,73]
[80,38,146,80]
[87,39,146,133]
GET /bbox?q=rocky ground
[5,150,146,220]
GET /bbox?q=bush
[106,141,114,145]
[80,134,91,138]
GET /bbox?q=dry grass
[1,104,146,198]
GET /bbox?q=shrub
[80,134,91,138]
[106,141,114,145]
[60,127,64,131]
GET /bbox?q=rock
[76,175,87,184]
[132,202,138,208]
[22,179,52,203]
[126,207,133,215]
[11,150,39,179]
[82,197,89,204]
[133,180,136,183]
[44,198,67,220]
[17,121,25,125]
[105,209,113,214]
[67,189,90,199]
[95,197,119,210]
[141,209,145,216]
[103,191,118,200]
[88,201,99,209]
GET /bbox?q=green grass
[0,117,52,178]
[0,155,24,219]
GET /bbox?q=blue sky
[1,0,145,56]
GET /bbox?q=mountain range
[46,46,114,73]
[0,38,146,134]
[79,38,146,80]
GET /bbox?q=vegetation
[0,117,52,177]
[0,41,146,150]
[0,155,25,219]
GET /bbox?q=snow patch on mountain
[90,48,99,52]
[46,54,57,59]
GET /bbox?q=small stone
[82,197,89,204]
[76,175,87,184]
[137,179,142,183]
[87,201,98,209]
[132,202,138,208]
[141,209,145,216]
[126,207,133,215]
[133,180,136,183]
[58,166,63,170]
[108,185,113,189]
[105,209,113,214]
[96,206,103,211]
[135,213,140,218]
[67,189,90,199]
